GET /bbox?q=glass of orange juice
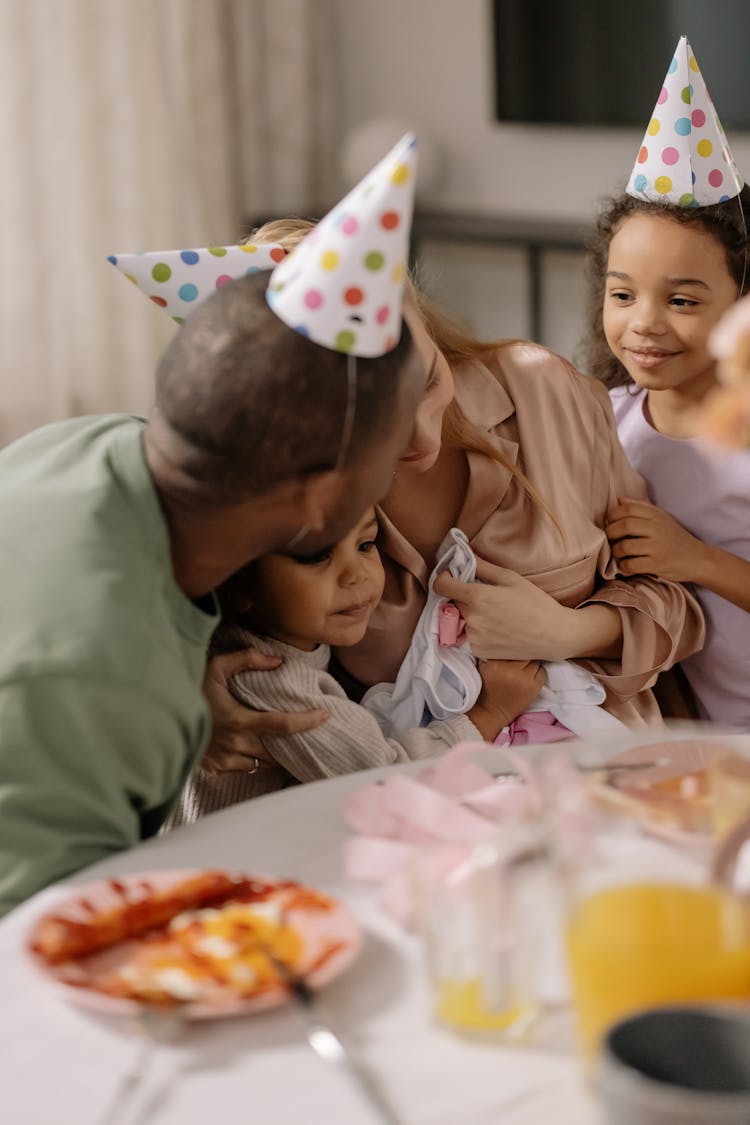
[564,829,750,1056]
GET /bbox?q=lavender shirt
[611,386,750,728]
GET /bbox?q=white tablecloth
[9,743,678,1125]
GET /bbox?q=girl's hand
[606,498,710,584]
[202,648,330,774]
[468,659,546,740]
[433,559,575,661]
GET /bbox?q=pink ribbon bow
[343,742,542,925]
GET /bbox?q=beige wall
[330,0,750,360]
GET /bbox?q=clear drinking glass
[413,824,561,1039]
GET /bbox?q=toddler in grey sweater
[170,508,541,824]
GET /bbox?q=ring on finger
[246,756,260,775]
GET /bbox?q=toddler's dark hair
[580,185,750,388]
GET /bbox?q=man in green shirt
[0,273,424,914]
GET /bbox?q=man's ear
[297,469,345,532]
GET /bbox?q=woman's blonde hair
[244,218,558,529]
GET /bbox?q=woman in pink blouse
[204,221,705,772]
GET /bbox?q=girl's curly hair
[579,185,750,389]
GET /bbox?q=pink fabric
[342,742,543,926]
[494,709,575,747]
[437,602,466,647]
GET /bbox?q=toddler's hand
[468,658,546,741]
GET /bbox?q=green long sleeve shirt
[0,415,218,915]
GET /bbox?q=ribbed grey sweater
[169,630,480,826]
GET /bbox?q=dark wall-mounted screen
[493,0,750,130]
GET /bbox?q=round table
[1,756,615,1125]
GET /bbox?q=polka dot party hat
[627,36,743,207]
[107,243,287,324]
[266,132,418,356]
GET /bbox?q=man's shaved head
[153,272,417,501]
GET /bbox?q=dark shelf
[411,209,591,343]
[244,207,593,344]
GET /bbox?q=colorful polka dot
[151,263,171,283]
[125,273,137,285]
[709,169,724,187]
[335,330,357,352]
[180,250,200,265]
[674,117,691,136]
[245,266,260,275]
[662,147,679,165]
[178,283,199,302]
[691,109,706,127]
[173,316,185,325]
[647,118,660,136]
[215,274,232,288]
[633,173,648,193]
[679,193,695,207]
[107,255,117,265]
[697,139,713,157]
[668,56,678,75]
[294,324,310,337]
[253,131,416,356]
[208,247,227,257]
[239,244,258,253]
[719,195,731,203]
[681,85,693,105]
[270,247,286,263]
[657,86,669,105]
[637,146,648,164]
[150,296,167,307]
[655,175,673,195]
[689,55,699,72]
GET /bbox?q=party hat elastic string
[283,353,358,554]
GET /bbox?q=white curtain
[0,0,339,445]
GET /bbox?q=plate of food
[27,869,362,1019]
[584,738,736,846]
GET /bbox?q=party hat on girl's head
[266,133,418,357]
[627,36,743,208]
[107,242,287,324]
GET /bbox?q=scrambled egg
[108,901,303,1003]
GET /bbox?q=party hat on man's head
[627,36,743,208]
[107,243,287,324]
[266,133,418,357]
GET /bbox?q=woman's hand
[468,659,546,740]
[606,498,710,583]
[434,559,574,661]
[434,558,622,662]
[202,648,330,774]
